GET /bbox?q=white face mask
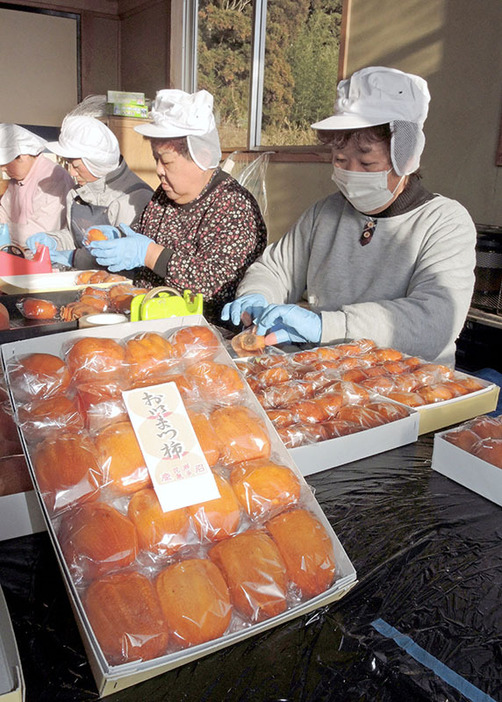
[331,166,404,213]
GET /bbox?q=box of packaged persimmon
[432,413,502,507]
[0,316,357,697]
[233,339,498,475]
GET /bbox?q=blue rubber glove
[51,249,74,267]
[255,304,322,345]
[25,232,57,253]
[221,293,268,327]
[88,223,151,272]
[83,224,121,245]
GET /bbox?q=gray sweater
[237,189,476,365]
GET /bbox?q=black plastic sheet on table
[0,433,501,702]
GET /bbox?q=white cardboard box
[1,316,358,697]
[0,587,24,702]
[432,431,502,507]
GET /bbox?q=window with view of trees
[196,0,344,149]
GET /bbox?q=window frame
[172,0,350,159]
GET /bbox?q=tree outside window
[197,0,343,149]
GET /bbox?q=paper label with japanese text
[122,381,220,512]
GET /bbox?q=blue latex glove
[25,232,57,253]
[255,304,322,345]
[221,293,268,327]
[88,223,151,272]
[83,224,121,245]
[51,249,74,267]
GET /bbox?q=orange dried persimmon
[19,297,58,320]
[127,488,191,556]
[231,329,266,357]
[210,405,271,464]
[9,352,70,401]
[32,429,101,511]
[85,571,168,664]
[95,420,151,495]
[169,325,220,361]
[336,405,386,429]
[387,390,425,407]
[444,427,481,452]
[473,438,502,467]
[417,383,455,404]
[230,458,301,520]
[186,361,244,400]
[365,401,410,422]
[288,399,328,424]
[85,227,108,243]
[156,558,232,647]
[209,530,288,622]
[187,410,221,467]
[66,336,126,386]
[187,473,241,542]
[266,508,336,598]
[59,501,138,580]
[124,332,174,383]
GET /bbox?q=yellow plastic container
[129,286,203,321]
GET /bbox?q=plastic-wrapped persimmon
[148,372,195,401]
[209,530,288,622]
[314,391,343,419]
[391,373,421,393]
[266,508,336,598]
[360,375,397,395]
[444,380,470,398]
[156,558,232,647]
[288,399,328,425]
[85,571,169,664]
[417,383,455,404]
[254,365,293,388]
[186,361,244,401]
[31,430,101,512]
[59,501,138,581]
[18,297,58,320]
[266,408,296,429]
[290,350,319,366]
[8,353,70,402]
[340,367,369,383]
[321,380,370,405]
[169,325,220,362]
[76,382,127,432]
[187,473,241,542]
[335,405,387,429]
[127,488,191,556]
[380,360,409,375]
[230,458,301,520]
[472,438,502,468]
[124,332,175,384]
[66,336,126,386]
[210,405,271,464]
[258,380,315,409]
[18,395,84,441]
[408,366,439,387]
[321,419,361,439]
[95,420,151,495]
[365,401,410,422]
[444,427,481,452]
[456,376,485,393]
[276,424,324,448]
[467,415,502,439]
[187,410,221,467]
[419,363,455,380]
[373,347,403,362]
[387,391,426,407]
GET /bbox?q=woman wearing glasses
[26,116,152,268]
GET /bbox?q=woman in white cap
[0,124,74,247]
[87,89,267,322]
[223,66,476,366]
[26,115,153,268]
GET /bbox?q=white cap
[46,116,120,178]
[134,89,221,170]
[311,66,430,131]
[0,124,47,164]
